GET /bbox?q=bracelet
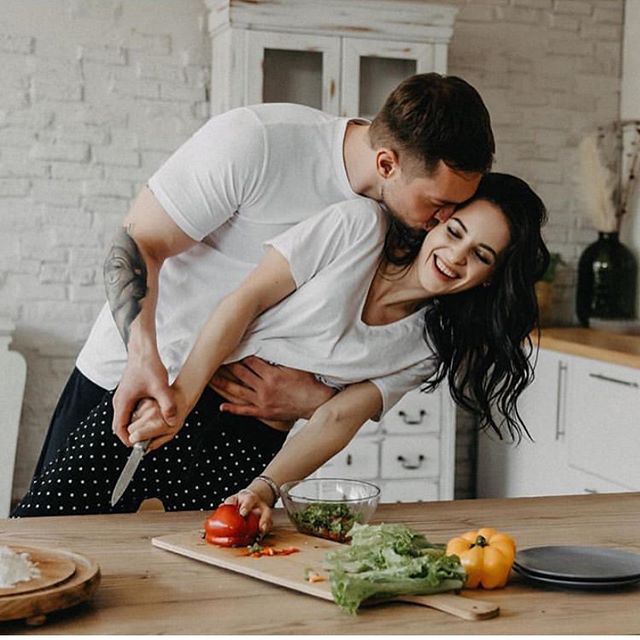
[254,475,280,505]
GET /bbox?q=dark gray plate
[513,563,640,590]
[516,546,640,581]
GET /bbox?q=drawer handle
[584,488,599,494]
[398,410,427,425]
[346,454,352,466]
[588,373,639,388]
[397,454,425,470]
[555,361,567,441]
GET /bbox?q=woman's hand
[112,352,177,447]
[224,483,275,535]
[126,396,186,452]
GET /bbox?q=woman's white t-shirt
[227,199,436,414]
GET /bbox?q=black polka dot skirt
[12,387,288,517]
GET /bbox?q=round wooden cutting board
[0,546,76,597]
[0,546,100,625]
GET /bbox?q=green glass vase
[576,232,637,327]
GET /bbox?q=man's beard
[379,187,437,233]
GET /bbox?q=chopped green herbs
[290,502,363,542]
[323,523,466,614]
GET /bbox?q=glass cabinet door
[341,38,437,118]
[245,31,340,114]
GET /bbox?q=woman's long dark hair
[383,173,550,442]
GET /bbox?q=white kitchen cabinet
[315,436,381,480]
[292,386,456,503]
[566,357,639,491]
[340,37,441,118]
[205,0,457,117]
[245,31,341,114]
[205,0,459,504]
[477,348,569,498]
[477,346,637,498]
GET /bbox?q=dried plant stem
[579,134,618,232]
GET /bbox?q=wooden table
[1,493,639,634]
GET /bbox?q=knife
[110,439,150,507]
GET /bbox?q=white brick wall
[447,0,624,330]
[1,0,211,500]
[1,0,624,502]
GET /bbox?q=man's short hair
[369,73,495,175]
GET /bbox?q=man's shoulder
[323,198,386,238]
[245,102,337,126]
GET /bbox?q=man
[33,73,494,474]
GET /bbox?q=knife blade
[110,439,150,507]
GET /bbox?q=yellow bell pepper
[446,527,516,589]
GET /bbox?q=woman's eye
[475,251,491,265]
[447,226,460,238]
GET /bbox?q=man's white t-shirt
[227,199,436,414]
[76,103,431,415]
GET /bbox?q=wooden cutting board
[0,546,76,597]
[152,529,498,620]
[0,546,100,625]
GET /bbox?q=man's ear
[376,147,400,179]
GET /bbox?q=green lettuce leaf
[324,523,466,614]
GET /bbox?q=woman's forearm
[253,382,383,490]
[173,247,297,415]
[173,293,262,412]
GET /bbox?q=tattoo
[103,226,148,348]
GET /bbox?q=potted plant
[576,122,639,326]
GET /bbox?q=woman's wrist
[248,475,280,507]
[171,380,199,418]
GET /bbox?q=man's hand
[112,352,177,446]
[209,356,337,421]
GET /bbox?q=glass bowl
[280,478,380,543]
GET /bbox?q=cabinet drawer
[567,359,640,490]
[382,389,440,435]
[567,466,630,495]
[315,437,380,479]
[380,435,439,479]
[378,479,439,503]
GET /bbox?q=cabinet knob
[397,454,425,470]
[398,409,427,425]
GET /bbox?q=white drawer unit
[478,346,640,498]
[378,479,440,504]
[315,437,380,480]
[567,357,640,491]
[296,386,456,503]
[381,389,441,435]
[380,434,440,480]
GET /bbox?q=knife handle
[134,440,150,453]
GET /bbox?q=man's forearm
[103,225,160,352]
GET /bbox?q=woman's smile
[433,254,460,280]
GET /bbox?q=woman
[13,173,549,523]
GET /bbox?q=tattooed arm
[104,226,148,348]
[105,186,197,446]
